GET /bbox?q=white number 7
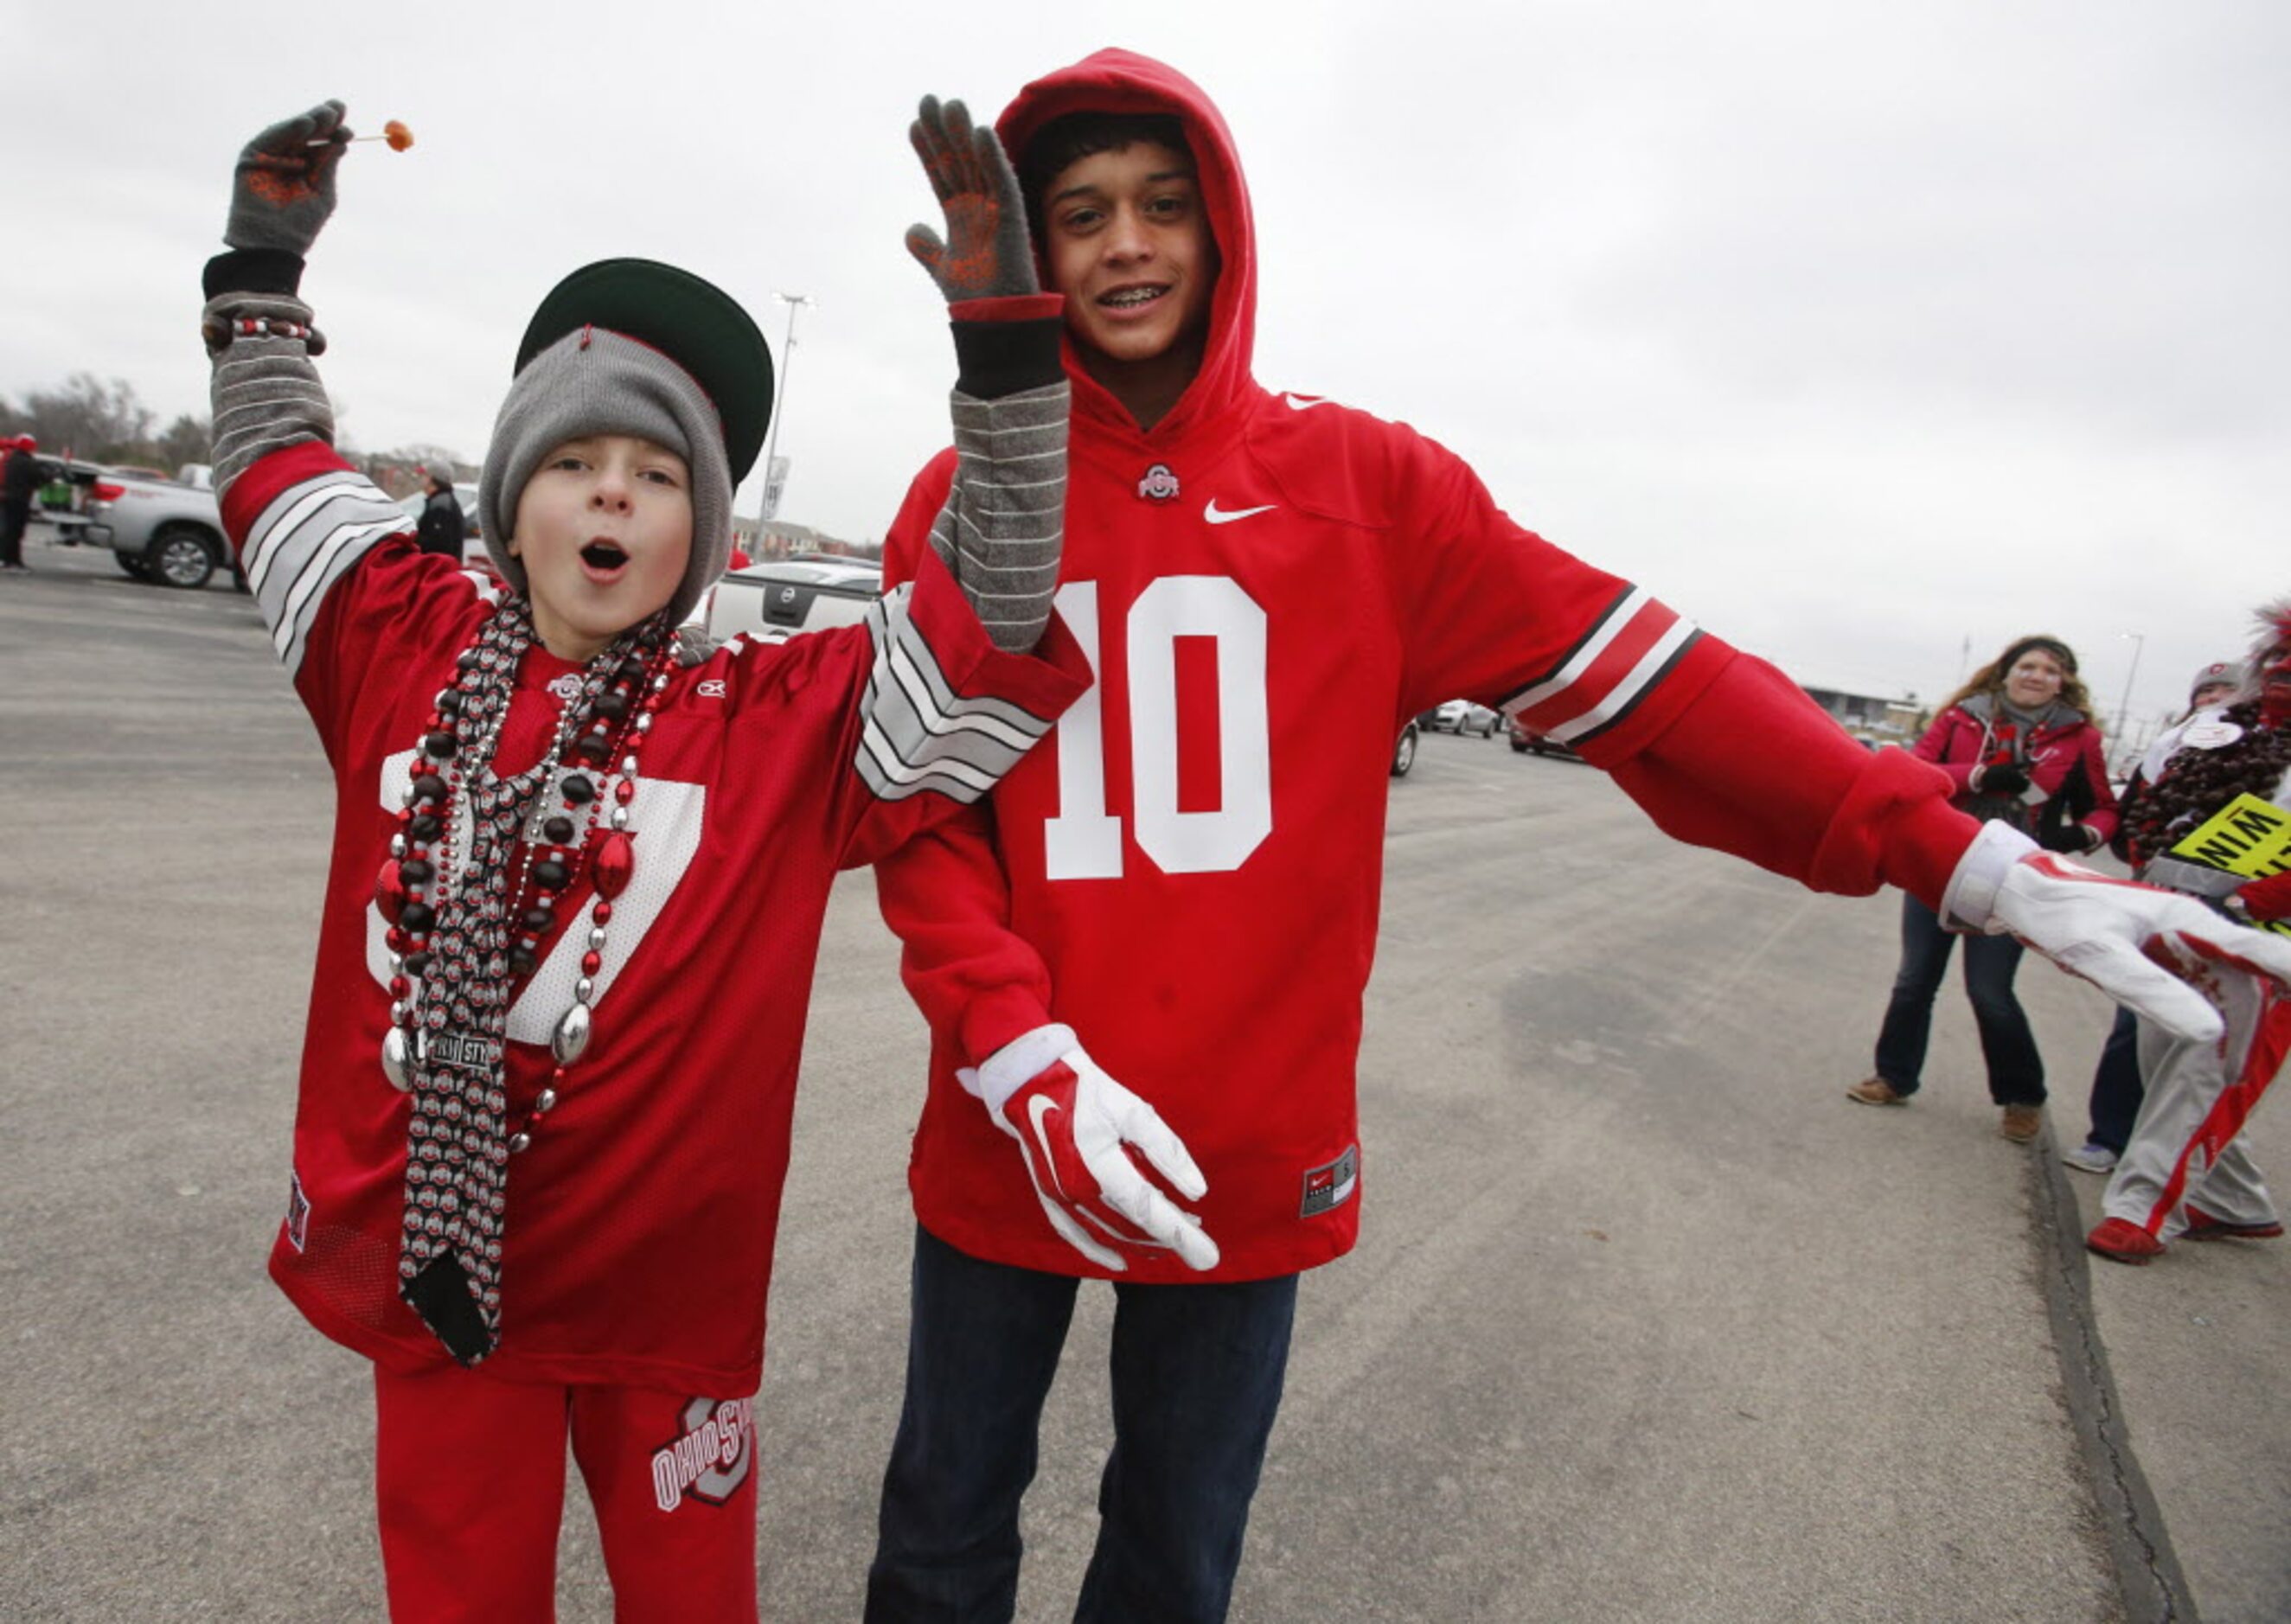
[1044,576,1271,879]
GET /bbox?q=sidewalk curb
[2031,1135,2201,1623]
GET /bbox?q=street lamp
[2114,630,2145,741]
[755,291,812,530]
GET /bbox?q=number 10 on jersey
[1043,578,1272,879]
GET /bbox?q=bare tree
[153,413,213,475]
[0,374,157,461]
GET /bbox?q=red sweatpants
[373,1364,759,1623]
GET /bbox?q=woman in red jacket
[1847,635,2119,1141]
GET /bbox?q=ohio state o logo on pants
[650,1395,754,1511]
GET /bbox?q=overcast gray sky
[10,0,2286,736]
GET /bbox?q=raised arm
[202,100,351,492]
[197,101,439,730]
[902,96,1068,654]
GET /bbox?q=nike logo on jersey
[1204,500,1278,525]
[1282,393,1334,411]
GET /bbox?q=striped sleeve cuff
[1496,584,1703,747]
[228,449,418,677]
[853,547,1087,803]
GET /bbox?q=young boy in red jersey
[863,49,2291,1623]
[204,99,1084,1621]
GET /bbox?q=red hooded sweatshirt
[877,48,1979,1282]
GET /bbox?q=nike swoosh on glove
[1942,821,2291,1044]
[963,1024,1220,1272]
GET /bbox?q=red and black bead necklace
[373,595,674,1360]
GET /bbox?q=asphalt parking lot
[3,537,2283,1621]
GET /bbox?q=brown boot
[1846,1077,1909,1107]
[2000,1104,2043,1144]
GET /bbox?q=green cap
[515,258,773,482]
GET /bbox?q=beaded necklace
[374,595,674,1365]
[2126,700,2291,868]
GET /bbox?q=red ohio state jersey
[230,441,1085,1391]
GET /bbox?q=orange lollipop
[309,119,414,150]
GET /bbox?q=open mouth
[580,539,630,574]
[1098,285,1168,310]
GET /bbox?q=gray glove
[226,100,351,256]
[905,96,1039,302]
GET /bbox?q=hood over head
[997,48,1257,440]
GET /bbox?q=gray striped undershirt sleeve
[204,291,336,493]
[925,379,1069,654]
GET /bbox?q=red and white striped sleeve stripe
[1498,585,1703,745]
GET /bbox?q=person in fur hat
[2089,600,2291,1263]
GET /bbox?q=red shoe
[2087,1218,2165,1265]
[2184,1207,2285,1242]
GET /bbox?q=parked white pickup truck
[87,465,234,588]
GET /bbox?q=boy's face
[509,434,693,662]
[1041,139,1216,373]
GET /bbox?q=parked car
[20,457,110,550]
[1391,717,1420,777]
[1509,715,1581,759]
[86,469,231,588]
[701,554,882,644]
[1430,698,1501,737]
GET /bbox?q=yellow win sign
[2170,793,2291,937]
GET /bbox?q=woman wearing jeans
[1848,636,2119,1141]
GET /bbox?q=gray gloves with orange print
[226,99,351,258]
[905,95,1040,304]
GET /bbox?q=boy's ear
[505,532,522,559]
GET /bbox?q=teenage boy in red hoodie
[867,50,2291,1623]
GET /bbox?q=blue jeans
[865,1225,1299,1624]
[2083,1004,2145,1154]
[1872,893,2044,1106]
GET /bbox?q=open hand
[904,95,1038,304]
[1992,851,2291,1043]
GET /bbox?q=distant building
[1801,686,1926,744]
[731,515,880,561]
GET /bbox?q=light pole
[756,291,812,530]
[2114,630,2145,741]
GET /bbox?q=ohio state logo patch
[1136,464,1181,502]
[1300,1145,1359,1218]
[650,1395,755,1511]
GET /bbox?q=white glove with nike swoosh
[962,1024,1221,1272]
[1943,821,2291,1042]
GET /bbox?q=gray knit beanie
[478,325,733,625]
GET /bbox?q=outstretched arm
[1384,438,2291,1048]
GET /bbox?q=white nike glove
[962,1024,1221,1273]
[1942,821,2291,1044]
